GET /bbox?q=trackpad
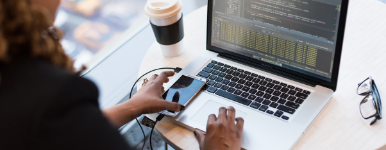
[191,100,248,126]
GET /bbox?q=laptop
[165,0,348,149]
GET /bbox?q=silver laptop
[165,0,348,149]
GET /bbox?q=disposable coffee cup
[145,0,184,57]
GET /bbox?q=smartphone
[160,75,207,117]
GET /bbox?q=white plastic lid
[144,0,183,19]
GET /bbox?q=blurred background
[54,0,148,70]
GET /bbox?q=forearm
[101,100,142,127]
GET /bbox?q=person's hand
[131,71,184,114]
[102,71,183,127]
[194,106,244,150]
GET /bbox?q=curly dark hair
[0,0,75,73]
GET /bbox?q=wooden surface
[138,1,386,149]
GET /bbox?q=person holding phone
[0,0,244,150]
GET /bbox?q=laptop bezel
[206,0,349,91]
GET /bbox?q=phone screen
[162,75,205,105]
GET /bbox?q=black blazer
[0,58,130,150]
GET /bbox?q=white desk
[138,0,386,149]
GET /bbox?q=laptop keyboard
[197,60,311,121]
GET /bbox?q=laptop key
[274,110,283,117]
[237,69,244,72]
[287,85,295,89]
[250,102,261,109]
[259,105,268,112]
[221,79,230,85]
[239,74,247,79]
[212,70,220,75]
[256,91,264,96]
[218,72,226,77]
[273,90,281,96]
[251,84,260,89]
[211,60,217,64]
[217,62,224,66]
[265,78,272,82]
[225,74,233,80]
[281,116,289,120]
[267,83,275,88]
[285,101,300,109]
[295,98,304,104]
[244,71,251,75]
[278,98,286,104]
[207,80,216,86]
[273,85,282,90]
[231,77,239,82]
[235,84,243,89]
[221,85,229,90]
[270,102,279,108]
[241,92,249,98]
[230,67,237,70]
[227,87,236,93]
[226,69,234,74]
[215,77,223,82]
[288,90,296,95]
[232,72,241,76]
[277,105,295,114]
[248,95,257,100]
[272,80,280,84]
[209,75,217,80]
[270,96,279,102]
[224,64,231,68]
[234,90,242,95]
[238,79,246,84]
[198,71,210,78]
[266,110,274,114]
[207,63,215,68]
[302,90,311,95]
[207,87,217,93]
[280,88,289,93]
[219,67,227,72]
[245,81,253,87]
[262,99,271,105]
[280,83,287,87]
[256,97,264,103]
[214,83,222,88]
[203,67,213,73]
[245,76,254,81]
[259,80,268,86]
[280,93,289,99]
[295,87,303,92]
[213,65,221,70]
[263,93,272,99]
[266,88,274,94]
[249,89,257,94]
[287,96,296,101]
[258,76,265,79]
[252,77,260,82]
[215,90,251,106]
[229,82,236,87]
[258,86,267,91]
[242,86,250,92]
[251,73,258,77]
[295,92,308,99]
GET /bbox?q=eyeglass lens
[357,77,371,95]
[360,94,377,119]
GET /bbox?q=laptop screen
[210,0,343,81]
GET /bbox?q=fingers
[149,74,158,81]
[227,106,236,123]
[235,117,245,132]
[207,114,217,124]
[218,107,227,122]
[194,129,206,150]
[155,71,175,84]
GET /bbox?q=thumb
[194,129,206,150]
[160,100,184,112]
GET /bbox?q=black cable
[118,67,182,150]
[150,114,165,150]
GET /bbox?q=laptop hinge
[218,53,317,87]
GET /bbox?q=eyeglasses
[357,76,382,125]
